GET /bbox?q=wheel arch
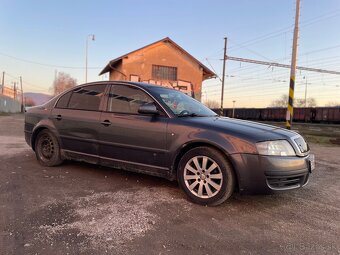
[171,141,240,191]
[31,124,60,152]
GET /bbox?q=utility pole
[1,71,4,94]
[232,100,236,118]
[286,0,301,129]
[220,37,227,116]
[13,82,17,100]
[20,76,24,112]
[85,34,95,83]
[304,76,308,107]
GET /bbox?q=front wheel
[35,129,63,167]
[178,147,235,206]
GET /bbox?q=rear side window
[68,85,106,111]
[108,85,153,114]
[55,91,72,108]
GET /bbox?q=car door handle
[55,115,62,121]
[101,120,111,126]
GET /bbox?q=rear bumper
[24,130,32,148]
[230,153,314,194]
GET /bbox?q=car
[24,81,315,206]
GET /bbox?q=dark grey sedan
[24,81,315,205]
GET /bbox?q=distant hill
[24,92,53,106]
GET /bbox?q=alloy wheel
[183,156,223,199]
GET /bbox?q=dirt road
[1,114,339,254]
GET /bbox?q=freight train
[213,107,340,124]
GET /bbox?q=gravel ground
[0,114,339,255]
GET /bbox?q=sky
[0,0,340,107]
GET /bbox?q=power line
[0,52,102,69]
[205,58,222,82]
[4,72,49,91]
[227,56,340,75]
[228,9,340,52]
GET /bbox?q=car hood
[181,116,299,142]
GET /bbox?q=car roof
[75,80,176,91]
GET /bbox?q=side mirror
[138,102,159,115]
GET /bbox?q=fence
[0,85,24,113]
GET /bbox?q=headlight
[256,140,296,156]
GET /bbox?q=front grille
[294,137,309,153]
[266,173,309,190]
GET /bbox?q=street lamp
[232,100,236,118]
[85,34,95,83]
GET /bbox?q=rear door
[51,84,107,162]
[98,84,169,172]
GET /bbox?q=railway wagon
[213,107,340,123]
[315,107,340,123]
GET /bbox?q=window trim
[53,84,107,112]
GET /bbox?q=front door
[98,84,169,173]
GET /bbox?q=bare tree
[270,94,317,107]
[52,72,77,96]
[203,99,219,109]
[326,101,340,107]
[270,94,288,107]
[306,98,317,107]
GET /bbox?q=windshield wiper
[177,113,205,117]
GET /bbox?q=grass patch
[303,135,334,145]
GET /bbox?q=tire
[178,146,235,206]
[35,129,63,167]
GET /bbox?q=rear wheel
[35,130,63,167]
[178,147,235,206]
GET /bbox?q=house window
[152,65,177,81]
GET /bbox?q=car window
[108,85,154,114]
[55,91,72,108]
[151,87,217,117]
[68,85,106,111]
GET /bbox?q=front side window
[68,85,106,111]
[151,87,217,117]
[152,65,177,81]
[108,85,154,114]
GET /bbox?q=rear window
[55,91,72,108]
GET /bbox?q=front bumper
[230,153,314,194]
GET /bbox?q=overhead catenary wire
[0,52,102,70]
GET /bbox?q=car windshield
[151,87,218,117]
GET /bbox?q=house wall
[109,41,204,100]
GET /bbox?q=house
[99,37,216,100]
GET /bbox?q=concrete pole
[20,76,24,112]
[1,72,4,94]
[232,100,236,118]
[220,37,227,116]
[286,0,301,129]
[85,37,88,83]
[304,76,308,107]
[13,82,16,100]
[85,34,95,84]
